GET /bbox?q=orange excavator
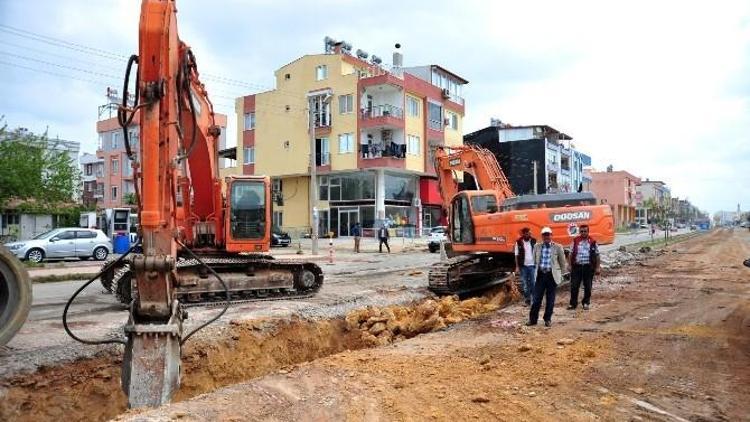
[428,145,614,294]
[62,0,322,408]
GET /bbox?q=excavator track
[106,255,323,306]
[428,253,514,296]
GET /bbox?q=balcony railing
[359,64,404,80]
[360,142,406,159]
[361,104,404,120]
[316,152,330,166]
[93,189,104,198]
[428,119,443,131]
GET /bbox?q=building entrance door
[338,208,359,237]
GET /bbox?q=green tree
[0,120,81,207]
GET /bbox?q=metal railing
[316,152,330,166]
[361,104,404,119]
[428,119,443,131]
[360,142,406,159]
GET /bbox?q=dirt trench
[0,283,518,422]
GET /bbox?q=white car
[4,228,112,263]
[427,226,448,253]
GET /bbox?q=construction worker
[568,224,600,310]
[514,227,537,306]
[527,227,567,327]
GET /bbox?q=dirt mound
[346,283,519,345]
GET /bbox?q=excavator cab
[225,176,272,253]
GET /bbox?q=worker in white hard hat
[527,226,568,327]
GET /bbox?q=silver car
[4,228,112,263]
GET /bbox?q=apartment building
[634,179,671,226]
[464,122,592,195]
[588,168,641,228]
[228,41,467,236]
[95,112,227,209]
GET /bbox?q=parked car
[4,228,112,263]
[271,226,292,247]
[427,226,448,253]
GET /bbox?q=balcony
[358,142,405,169]
[316,152,330,167]
[360,104,404,129]
[93,188,104,198]
[427,119,443,131]
[359,65,404,89]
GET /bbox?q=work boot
[583,304,590,310]
[524,299,531,306]
[566,305,576,310]
[525,320,537,326]
[544,320,552,327]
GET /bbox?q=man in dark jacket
[378,225,390,253]
[514,227,537,306]
[567,224,600,310]
[352,222,362,253]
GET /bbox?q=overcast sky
[1,0,748,213]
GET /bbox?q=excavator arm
[433,145,515,211]
[119,0,224,407]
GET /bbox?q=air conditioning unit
[441,88,450,98]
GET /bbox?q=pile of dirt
[345,283,519,345]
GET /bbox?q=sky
[0,0,748,214]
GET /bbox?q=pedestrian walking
[514,227,537,306]
[352,222,362,253]
[378,225,390,253]
[568,224,600,310]
[527,227,567,327]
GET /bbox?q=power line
[0,60,114,86]
[0,50,121,80]
[0,24,317,103]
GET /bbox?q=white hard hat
[541,227,552,234]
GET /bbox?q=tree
[0,120,81,207]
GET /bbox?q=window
[272,178,283,194]
[111,186,118,200]
[316,137,330,165]
[56,231,75,240]
[111,158,119,175]
[243,147,255,164]
[98,133,104,150]
[471,195,498,214]
[446,112,458,130]
[76,230,96,239]
[407,135,421,155]
[86,182,93,192]
[230,181,266,240]
[112,132,120,149]
[384,174,416,202]
[315,65,328,81]
[273,211,283,228]
[284,73,291,80]
[244,112,255,130]
[319,176,329,201]
[338,133,354,154]
[428,102,443,130]
[338,94,353,114]
[312,95,331,127]
[407,96,420,117]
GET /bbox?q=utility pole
[532,160,538,194]
[307,91,331,255]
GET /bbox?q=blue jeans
[519,265,536,301]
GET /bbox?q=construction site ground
[1,228,747,421]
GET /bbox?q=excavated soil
[0,282,517,421]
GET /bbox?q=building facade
[79,152,103,208]
[634,179,671,226]
[588,169,640,228]
[463,123,592,196]
[94,112,227,209]
[227,44,467,236]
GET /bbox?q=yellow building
[229,41,468,237]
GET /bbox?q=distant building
[464,122,592,195]
[94,108,227,209]
[79,152,103,208]
[587,168,640,228]
[634,179,671,226]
